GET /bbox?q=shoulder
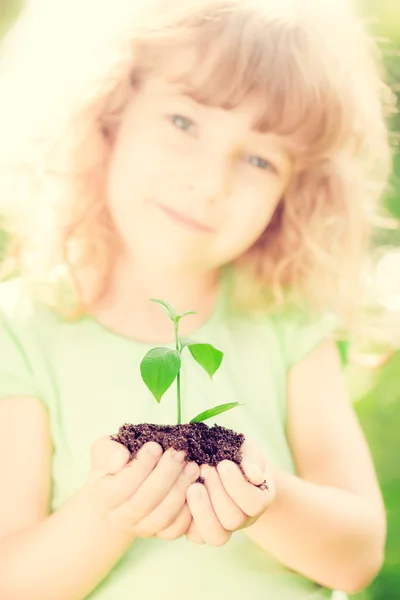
[0,277,79,404]
[0,277,27,314]
[0,277,34,333]
[269,307,339,370]
[0,277,62,342]
[224,268,339,369]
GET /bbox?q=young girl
[0,0,391,599]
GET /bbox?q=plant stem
[174,320,182,425]
[176,372,182,425]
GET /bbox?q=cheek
[232,186,280,242]
[106,142,153,216]
[214,196,277,264]
[107,131,182,212]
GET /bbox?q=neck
[91,255,222,343]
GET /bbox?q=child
[0,0,391,598]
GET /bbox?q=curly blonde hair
[0,0,393,323]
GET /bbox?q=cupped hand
[185,436,276,546]
[88,436,200,540]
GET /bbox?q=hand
[87,436,200,540]
[186,437,276,546]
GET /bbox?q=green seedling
[140,299,243,424]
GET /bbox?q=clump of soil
[112,422,268,489]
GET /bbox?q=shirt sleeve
[275,310,339,370]
[0,305,40,401]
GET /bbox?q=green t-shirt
[0,277,341,600]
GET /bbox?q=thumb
[241,461,267,486]
[240,435,268,485]
[90,435,131,476]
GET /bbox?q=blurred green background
[0,1,399,599]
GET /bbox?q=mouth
[155,202,215,233]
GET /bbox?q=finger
[217,460,272,517]
[136,461,199,536]
[241,436,267,471]
[201,464,246,531]
[241,460,268,486]
[187,484,231,547]
[240,437,277,496]
[114,448,187,526]
[157,503,192,540]
[90,436,131,476]
[96,442,163,508]
[185,519,205,545]
[240,437,269,486]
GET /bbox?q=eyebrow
[246,131,294,166]
[167,83,294,167]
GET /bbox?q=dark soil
[112,422,268,490]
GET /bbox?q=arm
[0,396,198,600]
[244,341,386,594]
[0,397,135,600]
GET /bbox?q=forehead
[141,48,299,159]
[138,42,306,165]
[133,7,352,164]
[133,71,294,181]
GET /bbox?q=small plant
[140,299,243,425]
[112,298,250,477]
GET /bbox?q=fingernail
[251,464,263,476]
[219,460,235,474]
[172,450,186,463]
[147,443,162,458]
[200,464,210,478]
[195,484,205,500]
[245,463,265,484]
[184,462,198,478]
[109,448,129,472]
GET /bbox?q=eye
[169,114,197,134]
[244,153,277,173]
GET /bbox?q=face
[106,65,292,274]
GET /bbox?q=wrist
[77,483,136,549]
[261,463,290,517]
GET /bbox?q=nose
[185,151,237,206]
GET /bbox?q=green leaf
[140,347,181,402]
[151,299,176,322]
[190,402,244,424]
[188,343,223,378]
[176,310,197,324]
[180,337,196,349]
